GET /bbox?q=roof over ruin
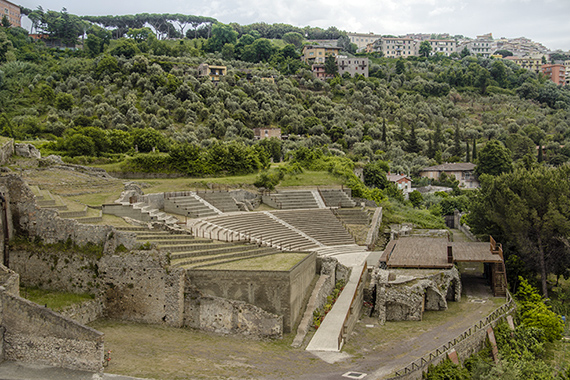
[382,237,504,269]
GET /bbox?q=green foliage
[409,190,423,208]
[475,140,513,177]
[363,160,390,189]
[423,358,469,379]
[467,165,570,296]
[516,277,564,342]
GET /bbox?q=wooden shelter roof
[450,242,503,263]
[383,238,504,269]
[385,238,452,269]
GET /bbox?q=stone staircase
[196,191,240,213]
[270,209,355,246]
[334,208,371,225]
[103,202,179,226]
[30,185,103,223]
[262,190,320,210]
[319,189,356,208]
[164,194,220,218]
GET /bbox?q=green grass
[20,286,94,311]
[278,170,343,187]
[204,253,310,271]
[381,199,446,229]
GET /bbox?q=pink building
[542,64,566,86]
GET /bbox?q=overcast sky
[17,0,570,51]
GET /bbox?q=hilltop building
[301,44,341,64]
[336,56,369,77]
[457,33,497,58]
[504,56,543,74]
[0,0,20,27]
[427,39,457,56]
[347,32,382,52]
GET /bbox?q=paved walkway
[305,245,369,352]
[0,361,150,380]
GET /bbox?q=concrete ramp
[306,263,367,352]
[306,246,369,352]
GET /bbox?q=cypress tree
[538,141,543,162]
[466,140,471,162]
[472,138,477,161]
[407,124,421,153]
[381,117,387,143]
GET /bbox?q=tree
[467,165,570,297]
[406,124,421,153]
[363,160,390,189]
[324,54,337,76]
[460,47,471,58]
[474,140,512,177]
[0,29,14,63]
[409,190,423,208]
[494,49,513,58]
[282,32,303,48]
[207,23,237,52]
[419,41,432,57]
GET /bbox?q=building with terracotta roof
[419,163,479,188]
[386,173,412,196]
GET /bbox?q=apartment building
[348,32,382,51]
[495,37,549,58]
[301,45,341,64]
[458,33,497,58]
[370,37,417,58]
[0,0,20,27]
[427,39,456,56]
[336,56,369,78]
[541,64,566,86]
[504,56,543,74]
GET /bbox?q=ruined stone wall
[183,285,282,339]
[11,247,186,327]
[186,253,316,333]
[59,298,105,326]
[0,288,104,372]
[0,265,18,296]
[0,139,14,165]
[288,252,317,330]
[101,250,185,327]
[1,175,136,253]
[373,267,462,324]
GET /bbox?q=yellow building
[504,56,543,74]
[197,64,227,82]
[0,0,20,27]
[301,45,340,64]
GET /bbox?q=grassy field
[204,252,311,271]
[20,287,94,311]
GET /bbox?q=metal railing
[387,291,515,379]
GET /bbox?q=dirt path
[92,280,503,380]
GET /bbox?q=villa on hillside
[301,45,340,64]
[386,173,412,196]
[197,63,227,82]
[419,163,479,188]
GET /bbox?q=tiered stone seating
[262,190,319,210]
[270,209,355,246]
[192,213,320,251]
[319,189,356,208]
[31,186,103,223]
[334,208,371,225]
[164,195,219,218]
[196,191,240,213]
[117,226,283,269]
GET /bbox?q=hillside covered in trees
[1,8,570,293]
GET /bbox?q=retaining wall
[0,139,14,165]
[0,287,104,372]
[185,252,316,332]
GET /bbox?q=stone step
[174,248,278,268]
